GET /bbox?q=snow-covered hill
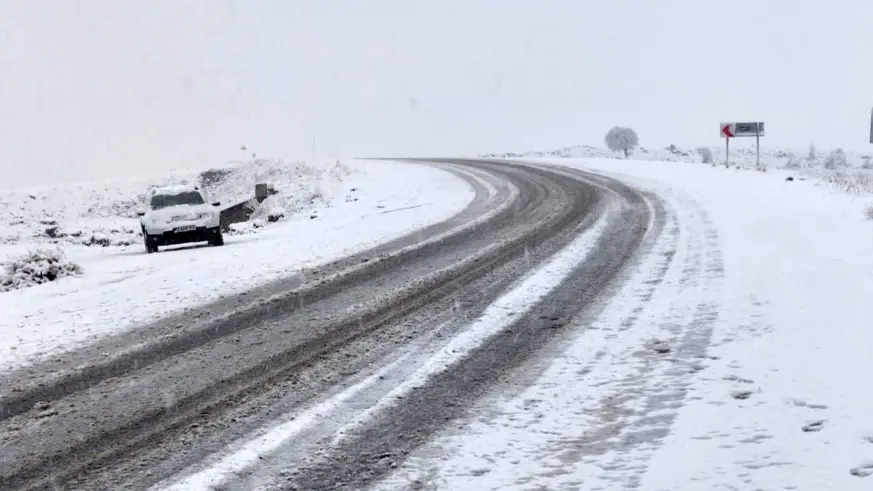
[0,159,354,247]
[0,158,379,293]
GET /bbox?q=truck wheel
[144,234,159,254]
[209,228,224,247]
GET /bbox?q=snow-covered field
[486,143,873,197]
[376,157,873,490]
[484,142,873,171]
[0,159,474,372]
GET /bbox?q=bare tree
[605,126,639,158]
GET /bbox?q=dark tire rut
[271,163,656,491]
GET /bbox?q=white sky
[1,0,872,187]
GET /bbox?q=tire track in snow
[159,200,615,491]
[369,182,724,491]
[260,166,652,491]
[577,190,724,490]
[546,187,725,490]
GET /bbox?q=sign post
[720,122,765,169]
[756,125,760,169]
[869,107,873,144]
[720,123,734,167]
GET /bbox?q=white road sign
[720,121,765,138]
[720,121,766,169]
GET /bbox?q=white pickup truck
[138,184,224,254]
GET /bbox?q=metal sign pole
[756,124,760,170]
[725,136,730,168]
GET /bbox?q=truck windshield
[150,191,205,210]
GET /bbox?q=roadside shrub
[823,149,848,169]
[784,155,800,169]
[199,167,235,191]
[0,248,83,292]
[328,160,352,181]
[821,170,873,194]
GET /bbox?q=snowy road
[0,159,651,490]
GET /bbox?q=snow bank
[199,159,350,216]
[0,248,83,292]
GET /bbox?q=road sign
[719,121,766,169]
[720,122,764,138]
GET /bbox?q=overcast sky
[1,0,872,187]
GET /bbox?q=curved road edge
[171,161,664,491]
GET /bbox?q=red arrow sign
[721,124,734,138]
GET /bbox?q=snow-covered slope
[0,158,352,247]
